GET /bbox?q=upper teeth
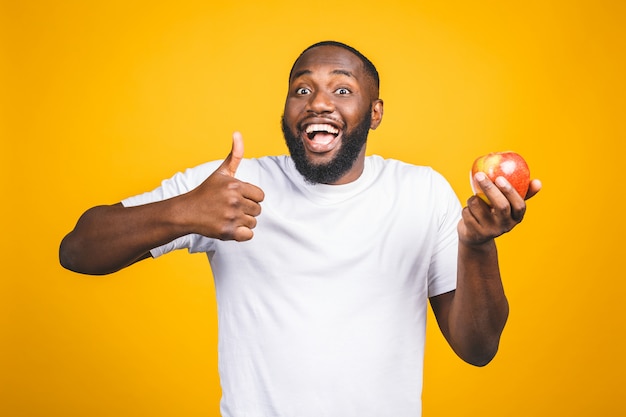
[305,124,338,135]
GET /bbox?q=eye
[296,87,311,95]
[335,87,351,95]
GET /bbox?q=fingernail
[495,176,508,187]
[475,172,486,181]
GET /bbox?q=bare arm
[59,132,264,275]
[60,201,189,275]
[430,173,541,366]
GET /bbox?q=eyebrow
[291,69,356,81]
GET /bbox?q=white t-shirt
[123,155,461,417]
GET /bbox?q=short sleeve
[120,161,222,257]
[427,172,462,297]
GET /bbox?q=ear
[370,99,384,130]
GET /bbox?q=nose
[307,90,334,114]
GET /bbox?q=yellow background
[2,0,625,416]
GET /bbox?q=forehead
[290,45,367,82]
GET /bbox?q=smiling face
[282,44,383,184]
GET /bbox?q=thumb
[217,131,244,177]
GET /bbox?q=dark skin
[283,45,383,183]
[60,45,541,366]
[59,131,264,275]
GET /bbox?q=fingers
[218,132,264,241]
[190,132,266,242]
[461,173,540,245]
[215,131,265,203]
[241,182,265,205]
[218,180,264,242]
[230,131,245,172]
[233,226,254,242]
[210,188,261,241]
[473,173,524,212]
[238,191,264,216]
[493,176,526,222]
[231,216,258,242]
[216,131,245,177]
[463,174,523,240]
[525,179,542,200]
[460,195,513,245]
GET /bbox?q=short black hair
[289,40,380,93]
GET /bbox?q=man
[60,41,541,416]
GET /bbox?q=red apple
[470,151,530,204]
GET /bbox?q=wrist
[161,193,195,236]
[459,237,496,255]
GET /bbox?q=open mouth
[302,123,341,152]
[305,123,339,139]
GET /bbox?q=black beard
[281,110,372,184]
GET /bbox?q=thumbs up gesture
[216,131,246,177]
[180,132,265,241]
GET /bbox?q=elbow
[59,233,102,275]
[459,341,500,367]
[466,351,497,367]
[59,234,74,270]
[59,233,84,273]
[59,232,148,275]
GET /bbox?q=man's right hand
[179,131,265,241]
[59,132,265,275]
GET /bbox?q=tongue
[311,132,335,145]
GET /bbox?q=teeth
[305,124,339,135]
